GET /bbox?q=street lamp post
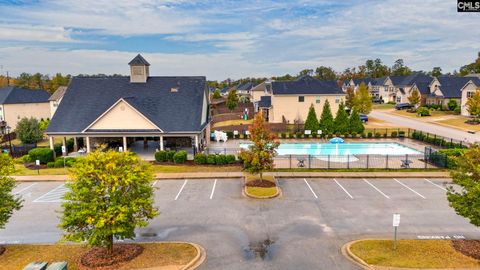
[6,125,13,156]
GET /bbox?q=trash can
[46,261,68,270]
[23,262,48,270]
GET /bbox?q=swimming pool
[239,142,422,156]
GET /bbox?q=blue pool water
[239,142,422,156]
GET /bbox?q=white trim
[81,98,163,133]
[460,80,478,92]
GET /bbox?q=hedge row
[411,131,467,149]
[47,157,78,168]
[27,148,54,164]
[154,150,187,164]
[194,153,236,165]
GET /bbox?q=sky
[0,0,479,80]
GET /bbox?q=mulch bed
[246,179,276,188]
[452,240,480,260]
[79,244,143,269]
[0,246,5,256]
[24,162,47,170]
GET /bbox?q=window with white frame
[467,92,474,98]
[315,96,321,104]
[335,97,340,103]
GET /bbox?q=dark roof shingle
[0,86,50,104]
[258,96,271,108]
[47,76,207,133]
[128,54,150,66]
[437,76,480,98]
[272,76,344,95]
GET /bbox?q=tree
[447,99,458,111]
[430,67,442,77]
[345,86,355,110]
[459,52,480,76]
[319,100,335,134]
[304,104,319,132]
[353,82,372,114]
[314,66,337,80]
[60,150,158,255]
[408,88,421,109]
[298,69,313,77]
[238,113,279,182]
[15,117,43,144]
[39,118,50,133]
[212,89,221,99]
[466,90,480,121]
[334,103,350,134]
[0,154,23,231]
[391,59,412,76]
[349,109,365,134]
[226,89,239,111]
[447,147,480,226]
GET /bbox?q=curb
[342,239,479,270]
[181,243,206,270]
[243,176,281,199]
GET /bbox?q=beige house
[49,86,67,117]
[0,86,50,133]
[255,76,345,123]
[46,54,211,159]
[461,80,480,116]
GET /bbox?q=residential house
[257,75,345,123]
[220,86,231,97]
[425,76,478,109]
[49,86,67,117]
[46,54,210,157]
[235,82,255,98]
[0,86,50,133]
[251,81,272,109]
[460,78,480,116]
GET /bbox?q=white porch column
[86,137,91,152]
[195,135,199,150]
[205,124,211,146]
[49,136,54,150]
[123,136,127,151]
[62,137,68,156]
[73,137,78,152]
[159,136,164,151]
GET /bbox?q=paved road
[371,110,480,144]
[1,178,478,270]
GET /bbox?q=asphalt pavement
[1,178,478,270]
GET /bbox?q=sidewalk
[13,171,450,182]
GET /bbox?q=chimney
[128,54,150,83]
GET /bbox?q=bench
[297,158,306,168]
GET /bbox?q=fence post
[328,155,330,169]
[405,154,408,169]
[450,138,453,148]
[347,155,350,169]
[408,128,410,138]
[386,154,389,169]
[424,151,428,169]
[366,155,369,169]
[289,154,292,169]
[308,155,311,169]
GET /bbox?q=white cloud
[0,24,73,42]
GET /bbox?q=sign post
[35,159,40,175]
[393,213,401,250]
[62,146,67,173]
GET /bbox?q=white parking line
[14,183,37,194]
[174,180,188,200]
[424,178,447,191]
[210,179,217,200]
[33,184,69,203]
[394,178,426,199]
[363,178,390,199]
[152,180,158,187]
[333,179,354,199]
[303,178,318,199]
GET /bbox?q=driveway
[370,110,480,144]
[1,178,479,270]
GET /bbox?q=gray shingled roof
[437,76,480,98]
[352,78,373,85]
[128,54,150,66]
[47,76,207,134]
[237,82,254,90]
[0,86,50,104]
[258,96,271,108]
[272,76,343,95]
[48,86,67,101]
[414,82,431,95]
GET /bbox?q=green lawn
[373,103,395,110]
[350,240,480,269]
[435,117,480,132]
[245,186,278,197]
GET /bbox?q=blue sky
[0,0,479,80]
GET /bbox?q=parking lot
[1,178,478,270]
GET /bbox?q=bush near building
[28,148,54,164]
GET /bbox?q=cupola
[128,54,150,83]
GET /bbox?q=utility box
[23,262,48,270]
[46,262,68,270]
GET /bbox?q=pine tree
[334,102,350,134]
[349,109,365,134]
[304,104,319,132]
[319,100,334,134]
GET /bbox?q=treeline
[209,51,480,87]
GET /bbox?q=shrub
[215,154,227,165]
[47,162,55,168]
[454,107,461,114]
[417,107,431,117]
[351,132,357,138]
[367,132,373,138]
[296,132,302,138]
[226,154,236,164]
[226,131,234,139]
[15,117,43,144]
[154,151,168,162]
[281,133,286,139]
[54,158,64,168]
[21,154,32,163]
[28,148,54,164]
[207,154,216,164]
[383,133,387,138]
[335,132,341,137]
[173,151,187,164]
[194,153,207,164]
[166,150,176,162]
[361,132,366,138]
[374,132,381,138]
[391,131,398,138]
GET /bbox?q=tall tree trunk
[259,171,263,183]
